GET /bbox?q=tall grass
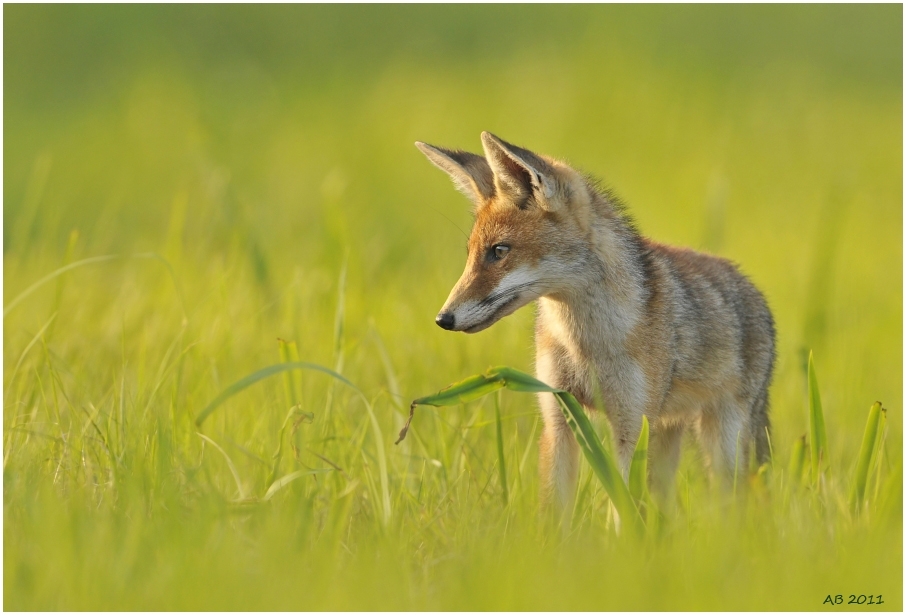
[4,4,902,610]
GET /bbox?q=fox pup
[416,132,775,509]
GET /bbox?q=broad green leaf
[402,366,643,533]
[396,371,506,443]
[490,366,558,393]
[412,372,506,406]
[553,392,644,535]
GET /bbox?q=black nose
[435,312,455,330]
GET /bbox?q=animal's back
[645,240,776,461]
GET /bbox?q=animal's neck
[539,190,649,357]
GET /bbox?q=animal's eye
[493,245,510,260]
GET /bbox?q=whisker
[480,280,542,308]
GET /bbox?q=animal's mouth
[461,294,524,334]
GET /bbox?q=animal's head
[416,132,596,333]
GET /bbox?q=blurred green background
[4,4,902,610]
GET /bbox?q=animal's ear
[415,142,495,207]
[481,131,556,203]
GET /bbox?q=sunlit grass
[4,4,902,610]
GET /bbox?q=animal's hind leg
[697,399,750,489]
[648,422,685,504]
[750,387,772,466]
[538,392,580,514]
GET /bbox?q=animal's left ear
[481,131,557,206]
[415,141,495,207]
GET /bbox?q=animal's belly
[659,378,717,421]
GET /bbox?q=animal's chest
[535,299,647,413]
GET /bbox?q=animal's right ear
[415,142,495,207]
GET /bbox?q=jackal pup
[416,132,775,509]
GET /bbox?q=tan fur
[417,132,776,510]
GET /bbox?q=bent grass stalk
[263,469,332,501]
[195,361,391,525]
[194,362,360,428]
[197,433,247,500]
[398,366,644,534]
[3,252,186,319]
[194,360,390,524]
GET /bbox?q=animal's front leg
[647,422,685,505]
[608,408,645,481]
[538,391,580,514]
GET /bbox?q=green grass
[4,5,902,610]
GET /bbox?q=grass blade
[263,469,329,501]
[628,415,649,502]
[495,391,508,506]
[808,351,827,484]
[851,401,883,511]
[788,434,808,489]
[370,322,403,409]
[324,258,348,423]
[4,312,57,407]
[197,433,246,500]
[871,406,888,505]
[876,462,902,524]
[277,339,301,407]
[268,340,304,486]
[516,415,539,498]
[267,405,298,488]
[195,361,362,427]
[363,396,392,527]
